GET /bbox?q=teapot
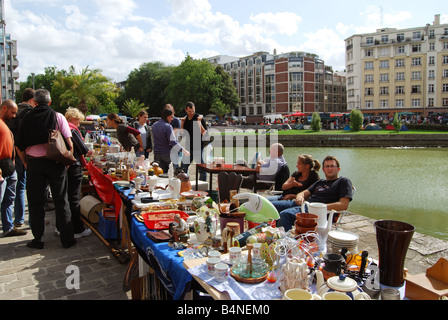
[316,271,371,300]
[177,171,191,193]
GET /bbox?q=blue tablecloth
[131,217,192,300]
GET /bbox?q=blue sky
[5,0,447,82]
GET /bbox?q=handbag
[46,112,76,166]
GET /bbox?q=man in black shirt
[180,102,208,180]
[273,156,354,231]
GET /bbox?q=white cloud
[64,5,88,30]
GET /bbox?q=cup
[283,289,317,300]
[252,243,262,258]
[323,292,352,300]
[206,258,220,275]
[214,263,229,282]
[229,247,242,264]
[208,250,221,260]
[380,288,401,300]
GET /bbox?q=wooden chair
[255,164,290,193]
[217,172,243,203]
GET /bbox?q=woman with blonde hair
[64,107,92,238]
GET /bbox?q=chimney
[434,14,440,26]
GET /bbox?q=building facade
[1,0,19,102]
[345,14,448,117]
[208,51,347,122]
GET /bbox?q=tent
[385,125,395,130]
[285,112,306,117]
[400,125,409,131]
[364,123,382,131]
[398,112,417,116]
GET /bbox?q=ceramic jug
[301,202,328,228]
[169,177,181,199]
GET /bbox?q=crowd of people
[0,88,93,248]
[1,89,355,245]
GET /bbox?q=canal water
[215,146,448,241]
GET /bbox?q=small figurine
[172,214,189,243]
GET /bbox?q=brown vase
[375,220,415,287]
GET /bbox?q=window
[381,35,389,43]
[429,43,435,51]
[366,37,374,45]
[412,57,421,66]
[429,56,435,65]
[443,84,448,92]
[380,87,389,95]
[444,42,448,50]
[411,85,421,94]
[429,98,434,107]
[411,72,421,80]
[397,46,406,54]
[412,44,421,52]
[413,31,421,40]
[443,98,448,107]
[396,99,404,107]
[380,60,389,69]
[411,99,421,107]
[380,73,389,82]
[396,72,405,81]
[365,74,374,83]
[380,100,389,108]
[365,88,374,96]
[365,101,374,109]
[396,59,405,67]
[428,84,435,93]
[444,70,448,78]
[443,56,448,64]
[429,30,435,39]
[365,49,374,57]
[397,33,404,42]
[365,61,374,70]
[396,86,405,94]
[379,47,389,56]
[428,70,435,79]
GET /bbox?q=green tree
[310,112,322,132]
[123,99,146,119]
[165,55,222,115]
[350,109,364,132]
[118,61,174,116]
[209,100,230,118]
[53,66,118,114]
[393,113,402,132]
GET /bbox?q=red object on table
[141,210,189,230]
[87,162,122,221]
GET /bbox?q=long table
[195,163,259,193]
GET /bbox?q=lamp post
[31,73,35,89]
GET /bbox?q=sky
[4,0,448,83]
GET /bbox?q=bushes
[310,112,322,132]
[350,109,363,132]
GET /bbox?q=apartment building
[345,14,448,117]
[1,1,20,101]
[208,51,347,123]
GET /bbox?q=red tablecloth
[87,162,122,220]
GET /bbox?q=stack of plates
[327,230,359,254]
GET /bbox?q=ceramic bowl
[295,213,319,228]
[295,222,317,234]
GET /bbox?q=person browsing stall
[106,113,144,153]
[132,110,153,158]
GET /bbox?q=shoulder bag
[46,112,76,166]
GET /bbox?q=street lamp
[31,73,35,89]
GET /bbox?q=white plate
[115,180,131,187]
[328,230,359,242]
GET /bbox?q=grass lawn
[211,129,448,136]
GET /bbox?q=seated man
[240,143,287,190]
[273,156,353,231]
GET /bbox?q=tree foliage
[393,113,402,132]
[117,62,174,116]
[52,66,118,115]
[123,99,146,119]
[350,109,364,132]
[310,112,322,132]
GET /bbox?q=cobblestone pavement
[0,208,132,300]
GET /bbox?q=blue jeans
[1,171,17,233]
[271,199,303,231]
[14,158,26,225]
